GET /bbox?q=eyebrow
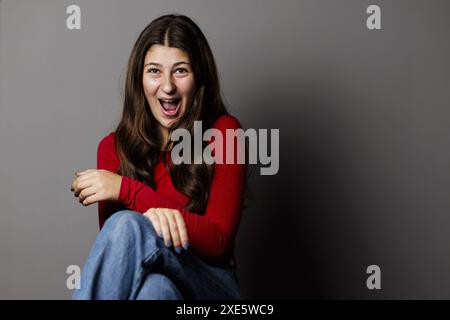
[144,61,190,67]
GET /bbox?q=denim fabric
[72,210,241,300]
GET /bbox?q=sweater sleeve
[97,133,127,229]
[117,115,246,263]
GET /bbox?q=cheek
[176,77,196,97]
[143,78,159,97]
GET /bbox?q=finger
[76,171,98,182]
[165,209,182,251]
[76,169,97,176]
[71,170,96,192]
[73,177,95,197]
[71,175,86,194]
[81,193,101,206]
[155,209,172,247]
[71,177,81,195]
[78,186,97,202]
[70,178,76,192]
[173,210,189,250]
[144,209,162,237]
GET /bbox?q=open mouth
[158,98,181,117]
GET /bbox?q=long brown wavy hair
[114,14,246,214]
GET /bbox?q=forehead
[144,44,190,64]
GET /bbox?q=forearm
[116,174,244,262]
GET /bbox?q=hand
[144,208,190,253]
[70,169,122,206]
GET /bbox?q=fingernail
[182,242,190,250]
[175,247,183,254]
[166,240,172,247]
[158,231,163,238]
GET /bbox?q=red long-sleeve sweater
[96,115,246,265]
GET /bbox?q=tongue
[161,101,178,110]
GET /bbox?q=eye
[147,68,160,74]
[174,68,188,74]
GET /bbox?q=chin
[158,118,177,129]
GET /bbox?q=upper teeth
[161,99,178,102]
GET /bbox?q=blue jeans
[72,210,241,300]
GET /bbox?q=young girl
[70,14,247,300]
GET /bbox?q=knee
[103,209,141,230]
[138,273,183,300]
[101,210,156,241]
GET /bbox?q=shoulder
[98,132,115,150]
[97,132,120,170]
[211,114,242,131]
[97,132,116,155]
[210,115,246,168]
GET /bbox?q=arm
[119,162,245,262]
[117,116,246,262]
[97,116,246,262]
[97,133,127,229]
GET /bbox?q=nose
[161,73,176,94]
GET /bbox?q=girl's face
[142,44,195,141]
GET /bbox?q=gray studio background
[1,0,449,299]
